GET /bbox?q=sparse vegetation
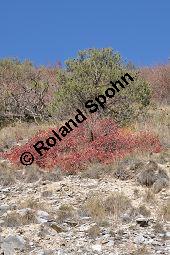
[1,48,165,173]
[158,200,170,221]
[87,225,100,238]
[3,211,23,227]
[143,189,155,203]
[131,245,150,255]
[0,160,63,187]
[152,178,169,193]
[83,191,133,222]
[0,1,169,254]
[104,192,132,219]
[133,188,140,198]
[140,64,170,104]
[19,197,47,211]
[4,210,36,227]
[137,161,158,187]
[137,160,169,191]
[0,49,169,255]
[80,163,111,179]
[153,221,165,233]
[0,161,17,186]
[57,204,76,223]
[83,193,106,221]
[137,205,151,217]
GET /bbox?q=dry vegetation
[83,191,133,223]
[0,52,169,255]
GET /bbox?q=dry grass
[137,161,158,187]
[87,225,100,238]
[143,189,155,203]
[41,190,53,197]
[4,210,36,227]
[120,241,151,255]
[133,188,140,198]
[0,122,40,148]
[0,161,62,187]
[84,191,132,222]
[104,192,132,219]
[23,165,63,183]
[0,120,60,150]
[40,167,63,182]
[80,163,111,179]
[0,161,17,186]
[134,106,170,149]
[158,199,170,221]
[131,245,150,255]
[57,204,76,223]
[137,160,169,191]
[153,221,165,233]
[137,204,151,217]
[21,165,42,183]
[19,197,48,211]
[3,211,22,227]
[83,193,106,221]
[152,178,169,193]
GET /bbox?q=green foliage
[0,50,151,127]
[52,48,151,125]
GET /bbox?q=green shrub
[51,48,150,125]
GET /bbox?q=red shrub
[1,118,162,172]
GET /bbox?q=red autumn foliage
[140,64,170,103]
[1,118,162,172]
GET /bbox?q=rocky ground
[0,159,169,255]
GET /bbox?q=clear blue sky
[0,0,169,67]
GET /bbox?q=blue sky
[0,0,169,67]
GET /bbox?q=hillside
[0,50,169,255]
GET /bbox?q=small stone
[0,219,5,226]
[65,220,78,227]
[121,213,132,223]
[36,210,49,223]
[134,234,145,244]
[29,249,50,255]
[0,204,10,216]
[91,244,102,252]
[101,239,109,244]
[50,223,65,232]
[136,217,149,227]
[79,224,90,232]
[165,231,170,238]
[2,235,26,255]
[17,208,32,216]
